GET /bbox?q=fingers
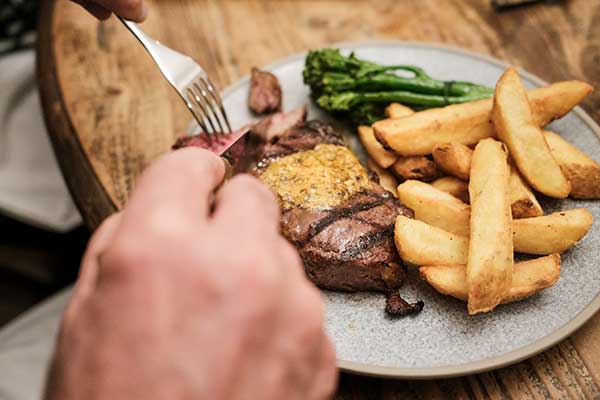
[212,174,280,235]
[92,0,148,22]
[73,0,112,20]
[118,148,225,236]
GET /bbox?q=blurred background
[0,0,86,327]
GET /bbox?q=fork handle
[118,17,158,57]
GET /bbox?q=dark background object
[0,0,37,55]
[0,0,81,327]
[0,215,87,326]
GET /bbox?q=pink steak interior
[173,127,249,154]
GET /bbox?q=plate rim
[220,40,600,379]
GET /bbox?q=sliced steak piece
[249,68,282,114]
[172,126,249,155]
[254,120,416,295]
[251,106,307,142]
[172,126,257,173]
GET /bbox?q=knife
[173,126,251,180]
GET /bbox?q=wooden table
[37,0,600,397]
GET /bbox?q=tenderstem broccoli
[303,49,494,125]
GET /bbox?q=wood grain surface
[37,0,600,398]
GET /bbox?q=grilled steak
[255,121,414,292]
[249,68,282,114]
[174,114,423,316]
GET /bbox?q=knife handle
[221,157,234,181]
[214,157,234,192]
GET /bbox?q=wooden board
[37,0,600,397]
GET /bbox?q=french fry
[391,157,439,182]
[420,254,561,304]
[358,126,397,168]
[385,103,415,119]
[513,209,593,254]
[431,171,542,215]
[367,158,398,197]
[399,180,592,253]
[394,215,469,266]
[467,138,513,314]
[493,68,571,198]
[544,130,600,199]
[395,209,592,265]
[373,81,593,156]
[432,142,473,180]
[397,180,470,236]
[509,164,543,218]
[431,176,470,203]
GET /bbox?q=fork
[118,18,232,139]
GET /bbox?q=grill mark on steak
[339,226,395,262]
[300,195,389,248]
[351,217,387,231]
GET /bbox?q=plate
[218,41,600,378]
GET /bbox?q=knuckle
[97,212,120,232]
[232,174,277,203]
[84,212,121,253]
[151,147,223,183]
[98,239,147,281]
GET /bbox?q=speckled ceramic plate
[217,42,600,379]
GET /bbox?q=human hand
[44,148,337,400]
[72,0,148,22]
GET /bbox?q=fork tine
[194,80,226,136]
[185,95,210,137]
[187,87,218,137]
[186,91,215,145]
[199,80,227,135]
[205,78,232,134]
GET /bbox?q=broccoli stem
[322,72,494,97]
[318,90,492,112]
